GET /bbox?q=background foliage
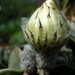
[0,0,38,45]
[0,0,38,69]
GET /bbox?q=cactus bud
[21,0,71,73]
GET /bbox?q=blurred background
[0,0,38,69]
[0,0,38,46]
[0,0,75,70]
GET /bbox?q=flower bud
[22,0,71,51]
[21,0,71,73]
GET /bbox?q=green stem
[0,69,24,75]
[39,69,44,75]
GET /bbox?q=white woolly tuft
[21,17,28,31]
[20,44,36,73]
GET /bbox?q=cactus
[22,0,71,74]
